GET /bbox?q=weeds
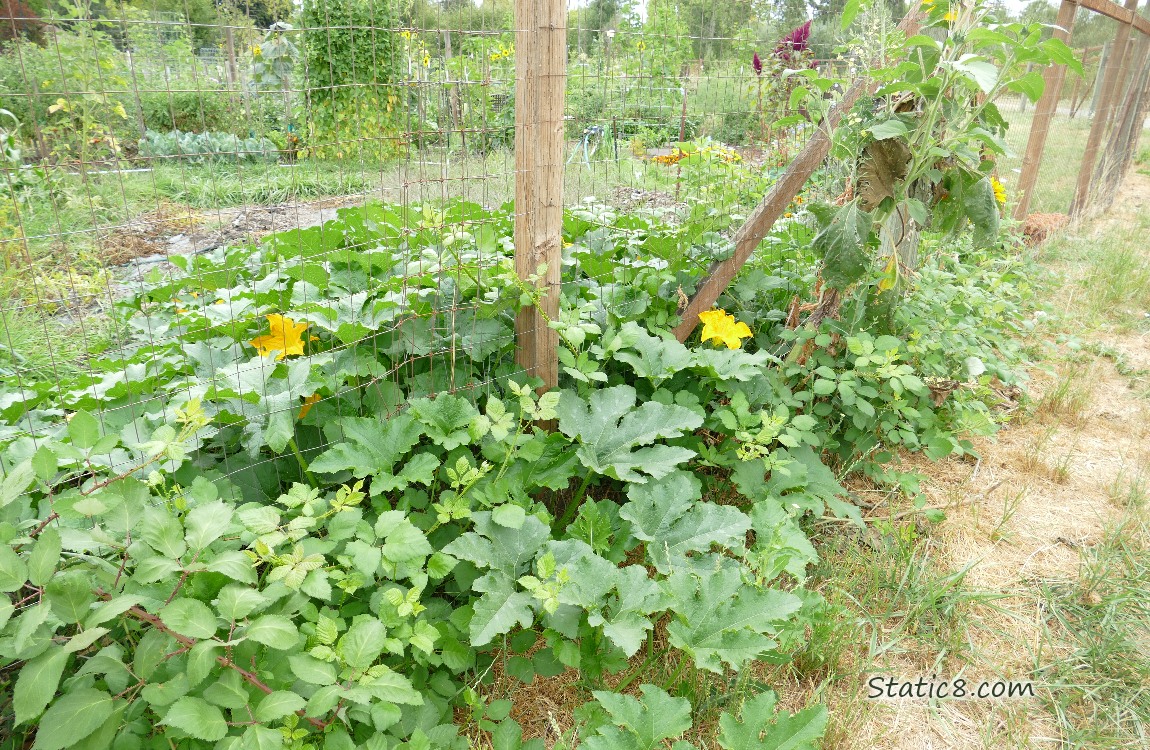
[1034,513,1150,748]
[151,163,372,207]
[1108,467,1149,510]
[1036,367,1093,425]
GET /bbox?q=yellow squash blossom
[252,45,262,57]
[943,9,958,21]
[991,176,1007,205]
[298,393,321,420]
[250,314,310,360]
[699,309,752,350]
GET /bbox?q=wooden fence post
[1013,0,1077,221]
[1071,0,1141,217]
[513,0,565,392]
[1092,32,1150,201]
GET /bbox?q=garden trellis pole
[513,0,566,392]
[1013,0,1078,222]
[671,12,923,344]
[1071,0,1141,216]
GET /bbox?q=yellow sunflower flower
[698,309,752,350]
[249,314,310,360]
[991,176,1007,205]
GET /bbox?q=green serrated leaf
[310,414,423,482]
[160,598,219,640]
[242,725,286,750]
[469,590,536,647]
[26,526,61,587]
[716,691,828,750]
[140,506,187,560]
[243,615,298,650]
[45,572,94,623]
[339,619,386,670]
[586,685,693,750]
[289,653,338,685]
[255,690,305,721]
[161,696,228,741]
[185,501,234,550]
[0,543,28,592]
[68,411,101,450]
[14,645,69,725]
[0,459,35,510]
[31,688,113,750]
[666,568,803,673]
[620,471,751,573]
[215,584,270,621]
[410,394,479,450]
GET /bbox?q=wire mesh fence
[0,1,867,495]
[2,0,1146,496]
[1004,1,1150,223]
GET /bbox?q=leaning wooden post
[513,0,565,392]
[1071,0,1141,217]
[671,12,923,343]
[1013,0,1078,221]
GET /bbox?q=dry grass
[790,167,1150,749]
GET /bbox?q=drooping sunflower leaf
[814,203,873,290]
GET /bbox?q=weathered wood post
[1071,0,1141,217]
[514,0,566,393]
[1013,0,1077,221]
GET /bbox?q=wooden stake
[1071,0,1141,217]
[514,0,565,392]
[671,13,923,343]
[1013,0,1078,221]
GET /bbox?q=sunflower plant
[791,0,1081,326]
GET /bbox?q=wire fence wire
[0,2,863,491]
[9,2,1145,491]
[1001,6,1150,222]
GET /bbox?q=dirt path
[827,170,1150,749]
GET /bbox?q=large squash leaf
[556,386,703,482]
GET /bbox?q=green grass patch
[1034,514,1150,748]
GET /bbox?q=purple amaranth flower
[753,51,763,75]
[774,20,811,62]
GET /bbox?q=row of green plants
[0,184,1029,749]
[137,130,280,165]
[0,3,1069,748]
